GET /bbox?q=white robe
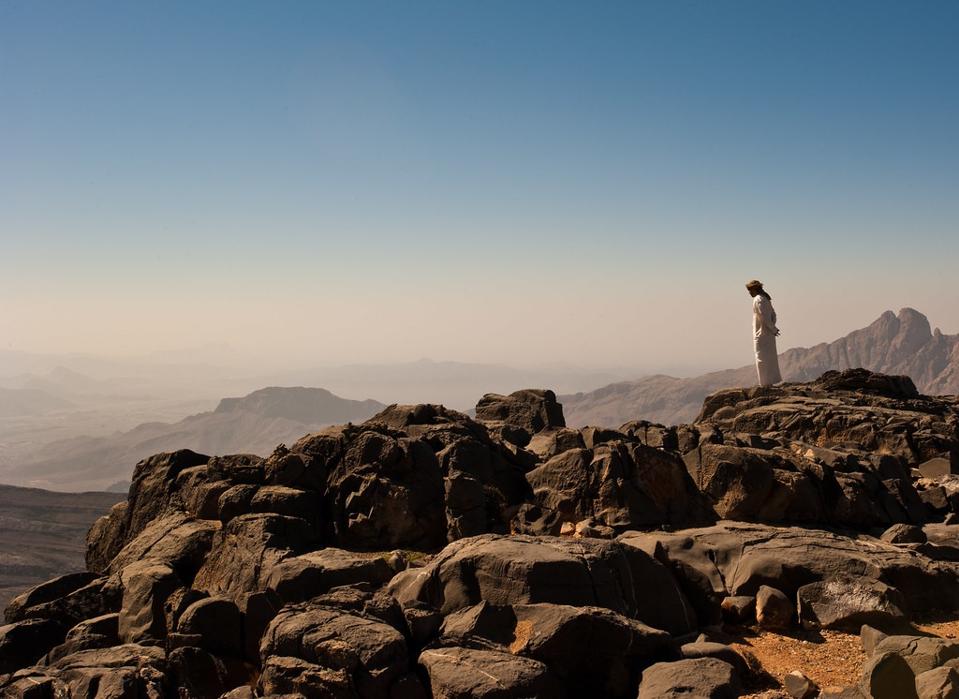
[753,295,782,386]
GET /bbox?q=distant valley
[4,387,384,492]
[0,484,123,609]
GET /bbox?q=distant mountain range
[0,388,74,417]
[562,308,959,427]
[5,387,385,492]
[0,484,124,609]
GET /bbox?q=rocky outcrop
[6,372,959,697]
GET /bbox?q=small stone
[785,670,818,699]
[721,596,756,625]
[756,585,793,630]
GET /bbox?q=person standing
[746,280,782,386]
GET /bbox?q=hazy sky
[2,1,957,374]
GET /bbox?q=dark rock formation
[5,371,959,698]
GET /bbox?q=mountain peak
[214,386,384,423]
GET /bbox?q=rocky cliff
[563,308,959,426]
[3,374,959,698]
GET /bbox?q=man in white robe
[747,280,782,386]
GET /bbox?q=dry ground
[731,617,959,698]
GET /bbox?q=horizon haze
[2,1,958,373]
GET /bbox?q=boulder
[387,534,696,636]
[619,522,959,618]
[107,513,219,580]
[861,650,919,699]
[882,523,928,544]
[872,635,959,676]
[525,428,586,460]
[419,646,564,699]
[266,548,394,604]
[33,644,168,699]
[45,613,119,663]
[4,573,118,629]
[475,389,566,434]
[785,670,819,699]
[720,596,755,624]
[192,513,315,601]
[637,657,741,699]
[861,624,889,655]
[86,450,211,573]
[117,560,181,645]
[323,429,447,550]
[756,585,793,630]
[176,596,243,658]
[258,655,352,697]
[260,600,410,697]
[3,573,97,624]
[206,453,264,484]
[916,666,959,699]
[524,442,715,534]
[679,642,749,678]
[440,602,671,695]
[0,618,66,673]
[797,578,906,631]
[167,646,250,699]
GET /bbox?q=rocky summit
[3,372,959,698]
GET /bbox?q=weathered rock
[260,600,410,697]
[0,618,66,673]
[798,578,906,631]
[523,442,715,534]
[33,644,168,699]
[3,573,119,630]
[721,596,755,624]
[323,429,447,550]
[388,534,696,636]
[167,646,250,699]
[873,635,959,676]
[619,522,959,620]
[861,650,919,699]
[440,601,670,695]
[250,484,321,523]
[176,596,243,658]
[45,613,119,662]
[117,560,181,645]
[916,666,959,699]
[266,548,394,604]
[861,624,889,656]
[258,655,352,697]
[785,669,819,699]
[475,389,566,434]
[679,641,749,678]
[217,484,259,523]
[192,513,315,601]
[525,428,586,460]
[107,513,219,580]
[637,657,741,699]
[756,585,793,630]
[419,646,564,699]
[882,523,928,544]
[237,589,283,663]
[4,573,97,624]
[86,450,212,574]
[206,453,264,484]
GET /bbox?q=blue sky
[1,1,957,371]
